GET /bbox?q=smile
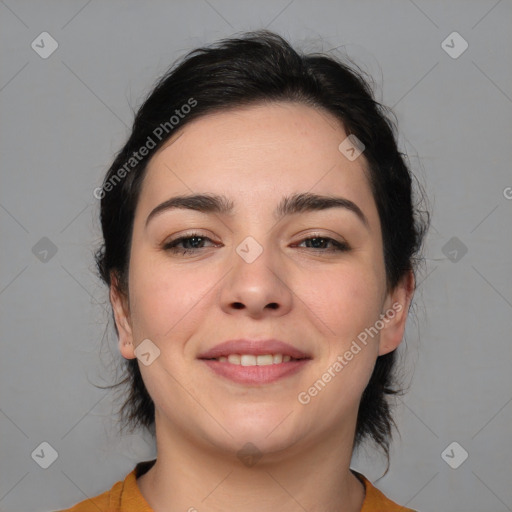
[197,338,312,384]
[211,354,295,365]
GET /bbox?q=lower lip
[200,359,311,384]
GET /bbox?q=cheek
[299,271,383,417]
[127,251,216,342]
[306,263,384,341]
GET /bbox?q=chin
[213,407,304,453]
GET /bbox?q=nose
[219,239,293,319]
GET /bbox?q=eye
[162,233,350,256]
[295,235,350,253]
[163,232,219,255]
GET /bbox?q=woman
[60,30,427,512]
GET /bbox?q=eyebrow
[145,192,369,228]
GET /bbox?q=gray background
[1,1,511,511]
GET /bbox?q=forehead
[137,102,377,224]
[152,102,348,170]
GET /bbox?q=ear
[378,270,415,356]
[110,271,135,360]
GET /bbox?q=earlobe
[378,271,415,356]
[109,272,136,360]
[119,338,135,359]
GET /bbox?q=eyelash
[163,232,350,255]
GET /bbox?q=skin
[110,102,414,512]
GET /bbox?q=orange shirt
[57,460,416,512]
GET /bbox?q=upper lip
[197,339,311,360]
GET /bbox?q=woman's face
[112,102,411,458]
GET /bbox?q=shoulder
[55,480,117,511]
[355,472,417,512]
[55,466,148,512]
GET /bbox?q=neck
[137,414,365,512]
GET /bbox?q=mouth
[197,339,312,385]
[202,353,304,365]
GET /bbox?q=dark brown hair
[95,30,428,462]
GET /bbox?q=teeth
[217,354,295,366]
[256,354,273,366]
[240,354,257,366]
[227,354,241,365]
